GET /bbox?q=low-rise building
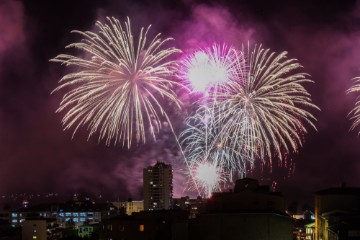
[173,196,206,218]
[315,184,360,240]
[305,222,316,240]
[0,219,21,240]
[10,204,56,227]
[57,200,114,228]
[10,200,116,228]
[112,200,144,216]
[22,218,61,240]
[78,224,99,238]
[100,210,188,240]
[188,178,293,240]
[292,210,315,240]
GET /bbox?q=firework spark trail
[51,17,182,148]
[347,77,360,133]
[219,44,319,164]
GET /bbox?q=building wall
[208,191,286,213]
[101,210,188,240]
[22,218,61,240]
[126,201,144,215]
[143,162,173,210]
[78,225,94,238]
[22,220,47,240]
[57,210,104,227]
[189,213,293,240]
[0,212,10,223]
[173,197,206,218]
[101,219,146,240]
[10,211,56,227]
[315,191,360,240]
[316,194,360,214]
[305,222,315,240]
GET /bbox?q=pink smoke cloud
[0,0,25,54]
[173,4,255,50]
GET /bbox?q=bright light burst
[218,44,319,162]
[180,43,318,196]
[189,159,227,198]
[51,17,182,147]
[178,44,240,95]
[180,105,255,183]
[347,77,360,133]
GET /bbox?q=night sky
[1,0,360,205]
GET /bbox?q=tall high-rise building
[143,162,173,210]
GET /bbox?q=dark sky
[1,0,360,205]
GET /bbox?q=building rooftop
[199,209,291,217]
[13,200,113,212]
[315,187,360,195]
[214,178,283,196]
[154,161,171,168]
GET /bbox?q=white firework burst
[52,17,182,147]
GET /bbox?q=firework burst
[347,77,360,133]
[180,105,255,182]
[218,44,319,163]
[188,159,227,198]
[178,44,242,96]
[179,44,252,197]
[51,17,182,147]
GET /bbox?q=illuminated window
[11,213,18,217]
[65,212,71,217]
[80,212,86,217]
[139,225,144,232]
[32,236,37,239]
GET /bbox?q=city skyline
[1,0,360,206]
